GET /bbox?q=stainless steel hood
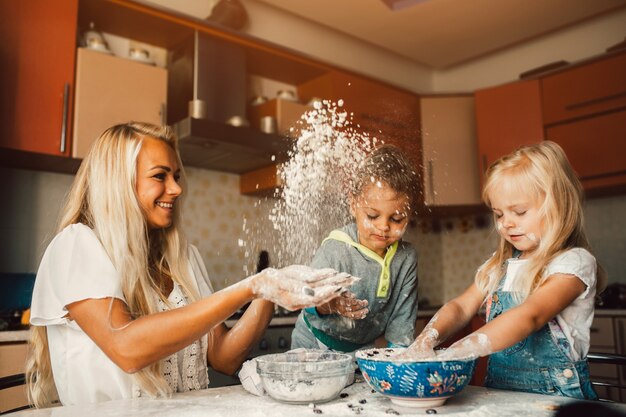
[173,117,289,173]
[168,31,290,173]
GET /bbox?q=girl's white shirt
[501,247,597,361]
[30,223,214,405]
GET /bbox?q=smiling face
[350,181,410,257]
[135,137,182,230]
[488,180,544,257]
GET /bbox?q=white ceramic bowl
[256,350,352,404]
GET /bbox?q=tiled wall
[2,167,625,303]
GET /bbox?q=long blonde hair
[26,122,201,407]
[475,141,607,301]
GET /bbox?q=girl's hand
[247,265,360,311]
[437,333,493,361]
[315,291,369,319]
[394,326,440,360]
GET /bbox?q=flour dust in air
[241,100,378,273]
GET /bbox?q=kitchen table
[9,379,626,417]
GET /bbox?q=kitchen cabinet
[545,110,626,193]
[72,48,167,158]
[0,1,78,156]
[241,71,423,196]
[296,71,421,164]
[541,52,626,125]
[540,51,626,195]
[0,342,29,413]
[419,95,482,207]
[588,312,626,402]
[240,164,282,196]
[474,79,544,181]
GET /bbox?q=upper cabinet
[541,52,626,194]
[0,0,78,156]
[420,95,482,207]
[541,52,626,125]
[72,48,167,158]
[474,79,544,180]
[474,49,626,196]
[297,71,422,163]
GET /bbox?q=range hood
[172,117,288,173]
[168,31,290,173]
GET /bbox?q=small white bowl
[256,350,352,404]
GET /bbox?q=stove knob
[259,338,269,350]
[278,336,288,349]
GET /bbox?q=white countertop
[9,380,626,417]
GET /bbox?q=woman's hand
[246,265,360,311]
[315,291,369,319]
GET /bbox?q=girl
[26,122,356,407]
[405,141,606,400]
[291,145,420,352]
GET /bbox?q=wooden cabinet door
[0,343,29,413]
[546,109,626,192]
[0,0,78,156]
[72,48,167,158]
[474,80,544,180]
[297,71,421,165]
[420,96,481,207]
[541,52,626,125]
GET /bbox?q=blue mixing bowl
[355,347,477,408]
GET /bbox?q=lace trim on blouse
[157,282,209,393]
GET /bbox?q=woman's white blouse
[30,223,214,405]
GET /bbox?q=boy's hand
[247,265,359,311]
[316,291,369,319]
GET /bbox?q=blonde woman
[27,122,356,407]
[405,141,606,400]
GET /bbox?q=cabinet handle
[427,159,435,204]
[160,102,167,125]
[565,90,626,111]
[60,83,70,154]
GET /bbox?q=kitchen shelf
[0,148,81,175]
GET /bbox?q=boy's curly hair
[351,145,421,216]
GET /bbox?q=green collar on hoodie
[323,229,398,298]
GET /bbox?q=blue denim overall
[484,261,598,400]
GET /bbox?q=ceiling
[256,0,626,69]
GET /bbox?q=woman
[27,122,355,407]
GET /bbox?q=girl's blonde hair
[26,122,201,407]
[475,140,607,301]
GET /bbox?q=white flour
[241,100,376,270]
[261,374,348,404]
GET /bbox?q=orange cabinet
[297,71,421,164]
[0,1,78,156]
[474,79,544,180]
[545,109,626,192]
[541,52,626,126]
